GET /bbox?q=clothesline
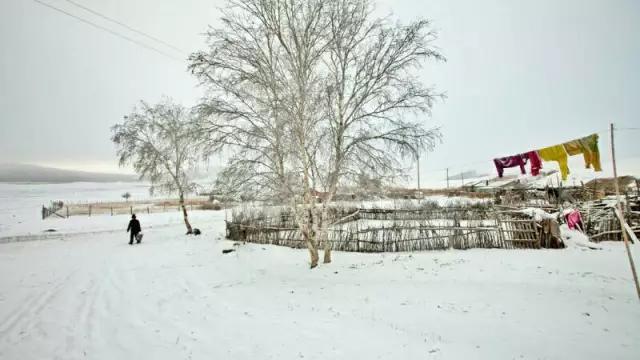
[493,133,602,180]
[418,127,636,177]
[420,152,639,176]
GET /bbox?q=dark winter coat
[127,219,141,234]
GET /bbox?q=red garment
[565,210,584,231]
[493,155,528,178]
[524,151,543,176]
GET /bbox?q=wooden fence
[356,207,494,221]
[225,210,545,252]
[229,205,494,229]
[42,197,215,218]
[580,196,640,242]
[42,201,65,219]
[585,208,640,242]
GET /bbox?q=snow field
[0,208,639,359]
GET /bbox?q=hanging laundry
[584,134,602,171]
[538,145,569,180]
[564,209,584,232]
[493,154,528,178]
[562,133,602,172]
[523,151,542,176]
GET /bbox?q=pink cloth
[493,155,528,178]
[565,210,583,231]
[524,151,543,176]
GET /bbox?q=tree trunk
[321,206,332,264]
[303,226,319,268]
[180,193,193,234]
[323,243,331,264]
[308,240,320,269]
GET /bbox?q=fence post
[355,221,360,252]
[395,229,398,252]
[147,206,150,214]
[89,205,92,217]
[111,207,113,216]
[130,206,133,215]
[66,206,69,218]
[42,205,45,220]
[494,214,502,247]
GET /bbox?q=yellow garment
[562,133,602,172]
[538,145,570,180]
[583,134,602,171]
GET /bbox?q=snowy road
[1,211,639,359]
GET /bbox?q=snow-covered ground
[0,182,155,236]
[1,183,639,359]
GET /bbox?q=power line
[61,0,185,55]
[32,0,183,62]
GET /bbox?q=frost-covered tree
[190,0,443,267]
[191,0,328,266]
[111,98,202,234]
[314,0,443,262]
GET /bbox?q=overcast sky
[1,0,638,184]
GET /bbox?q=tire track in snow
[0,222,181,244]
[0,269,78,343]
[43,275,97,359]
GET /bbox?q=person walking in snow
[126,214,142,245]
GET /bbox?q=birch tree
[111,98,201,234]
[189,4,293,201]
[190,0,330,266]
[316,0,443,262]
[190,0,443,267]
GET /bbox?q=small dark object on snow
[44,229,57,232]
[186,228,201,235]
[222,249,236,254]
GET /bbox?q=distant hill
[0,163,137,183]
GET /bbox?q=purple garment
[493,155,528,178]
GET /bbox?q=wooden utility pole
[610,123,640,300]
[446,168,449,188]
[416,153,421,191]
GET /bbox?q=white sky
[1,0,639,182]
